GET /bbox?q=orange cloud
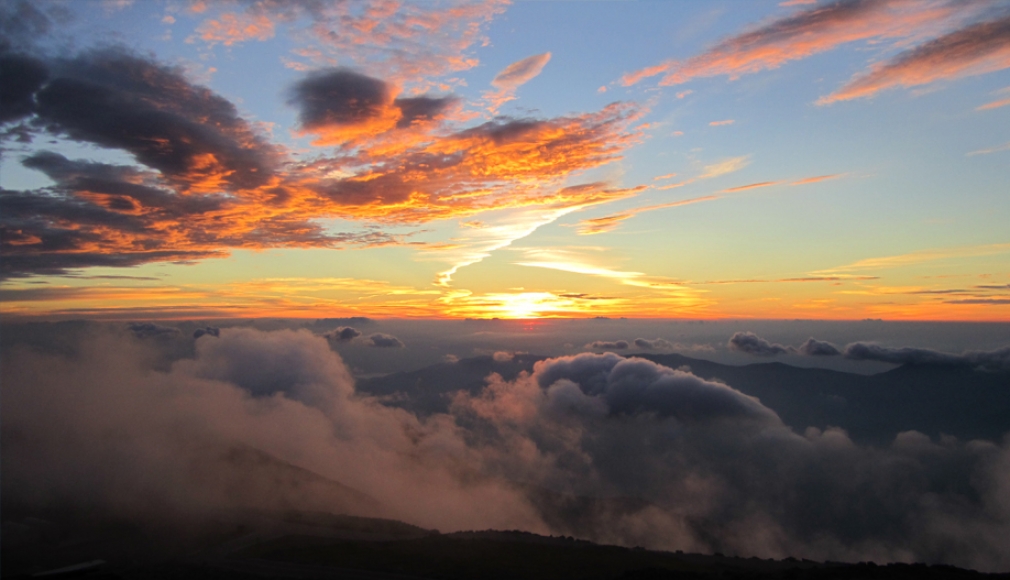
[193,0,508,82]
[196,12,275,46]
[575,168,834,236]
[484,52,552,111]
[303,102,644,224]
[621,1,969,88]
[815,243,1010,275]
[723,180,779,192]
[977,97,1010,111]
[709,119,735,126]
[619,61,674,87]
[656,181,688,190]
[819,14,1010,104]
[791,174,842,185]
[576,195,719,235]
[4,47,644,280]
[0,277,448,320]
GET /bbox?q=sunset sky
[2,0,1009,320]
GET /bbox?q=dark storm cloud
[0,52,48,123]
[1,177,220,277]
[368,333,404,348]
[633,337,675,351]
[394,95,458,128]
[585,340,629,350]
[28,48,278,190]
[324,326,361,342]
[1,46,421,278]
[314,172,415,205]
[1,184,147,235]
[0,248,217,280]
[459,118,547,145]
[796,337,841,356]
[728,331,791,356]
[22,151,228,216]
[127,322,180,339]
[0,0,65,52]
[289,68,391,129]
[0,150,231,278]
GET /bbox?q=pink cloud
[819,14,1010,104]
[620,1,968,88]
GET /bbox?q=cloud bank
[4,328,1010,571]
[728,331,1010,371]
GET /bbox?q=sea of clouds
[3,325,1010,571]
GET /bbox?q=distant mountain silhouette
[357,353,1010,444]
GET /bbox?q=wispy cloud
[976,97,1010,111]
[426,184,647,286]
[575,195,719,235]
[967,142,1010,156]
[709,119,735,126]
[511,250,708,307]
[816,243,1010,274]
[790,173,842,185]
[699,156,751,179]
[484,52,552,111]
[573,168,833,236]
[620,0,966,88]
[620,0,1007,108]
[819,14,1010,104]
[723,180,780,193]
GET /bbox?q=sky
[2,0,1010,321]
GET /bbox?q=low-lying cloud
[1,327,537,534]
[585,339,629,350]
[729,331,1010,371]
[633,337,675,351]
[368,333,405,348]
[728,331,791,356]
[4,328,1010,571]
[325,326,362,342]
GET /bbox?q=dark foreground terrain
[4,511,1008,580]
